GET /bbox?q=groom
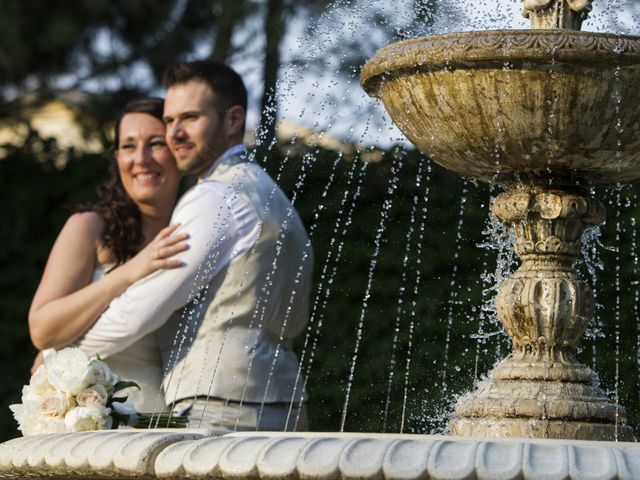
[77,60,313,431]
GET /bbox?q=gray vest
[158,154,313,405]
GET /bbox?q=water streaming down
[612,52,625,438]
[633,210,640,403]
[400,159,432,433]
[273,0,511,431]
[151,142,322,428]
[467,197,518,381]
[399,320,415,433]
[439,184,468,394]
[621,190,639,430]
[256,152,347,429]
[248,1,438,432]
[472,248,491,381]
[200,5,419,427]
[272,90,389,433]
[581,223,604,374]
[381,158,423,432]
[472,200,515,379]
[614,191,623,439]
[250,152,318,406]
[382,155,430,432]
[340,151,405,432]
[143,0,640,436]
[362,0,640,439]
[230,152,316,430]
[152,232,229,426]
[145,0,467,433]
[188,154,294,426]
[284,157,364,429]
[294,159,368,430]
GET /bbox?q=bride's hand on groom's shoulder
[121,224,190,284]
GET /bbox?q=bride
[28,97,187,411]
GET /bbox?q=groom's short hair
[163,60,247,117]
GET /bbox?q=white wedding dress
[90,264,167,412]
[43,264,166,413]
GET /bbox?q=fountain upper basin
[361,29,640,186]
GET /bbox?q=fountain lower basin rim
[2,430,640,479]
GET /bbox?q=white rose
[64,405,112,432]
[28,415,66,436]
[29,364,52,395]
[77,385,108,407]
[22,385,49,412]
[10,403,66,436]
[46,348,94,395]
[39,391,74,417]
[38,417,67,435]
[20,385,38,403]
[88,359,119,393]
[40,391,72,418]
[9,404,28,434]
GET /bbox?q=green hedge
[1,134,639,440]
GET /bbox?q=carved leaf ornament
[523,0,593,14]
[523,0,555,11]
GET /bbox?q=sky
[57,0,640,148]
[268,0,640,148]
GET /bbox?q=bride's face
[116,113,181,209]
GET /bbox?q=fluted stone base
[1,430,640,479]
[451,417,634,442]
[492,350,597,384]
[450,356,635,442]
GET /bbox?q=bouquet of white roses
[10,347,185,436]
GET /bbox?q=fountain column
[523,0,593,30]
[449,186,634,440]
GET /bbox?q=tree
[210,0,249,62]
[258,0,287,144]
[0,0,446,145]
[0,0,235,121]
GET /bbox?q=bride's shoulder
[65,213,118,264]
[45,212,106,265]
[62,211,105,240]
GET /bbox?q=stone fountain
[360,0,640,442]
[2,1,640,478]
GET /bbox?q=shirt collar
[199,144,247,181]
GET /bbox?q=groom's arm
[76,181,260,358]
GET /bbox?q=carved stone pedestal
[449,186,635,441]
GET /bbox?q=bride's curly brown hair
[77,97,165,266]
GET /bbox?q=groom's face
[163,79,226,178]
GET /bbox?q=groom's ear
[224,105,245,138]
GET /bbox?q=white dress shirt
[79,144,312,405]
[77,145,261,357]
